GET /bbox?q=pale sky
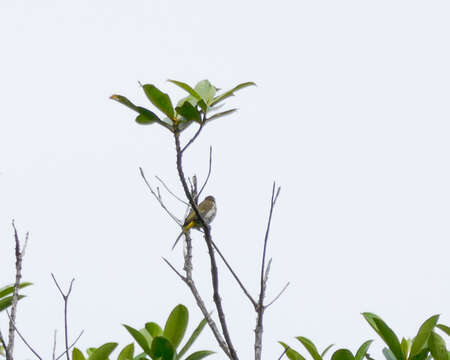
[1,1,449,359]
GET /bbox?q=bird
[172,195,217,250]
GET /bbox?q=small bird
[172,195,217,250]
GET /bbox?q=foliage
[111,79,255,132]
[0,282,32,312]
[362,313,449,360]
[72,304,213,360]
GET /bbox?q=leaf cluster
[111,79,255,132]
[0,282,32,312]
[72,304,213,360]
[280,314,450,360]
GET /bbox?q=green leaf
[175,102,201,123]
[331,349,355,360]
[206,109,237,122]
[400,338,409,359]
[163,304,189,349]
[0,295,25,312]
[279,342,307,360]
[133,352,148,360]
[383,348,397,360]
[437,324,450,336]
[362,313,382,335]
[142,84,175,120]
[409,348,429,360]
[429,332,448,360]
[410,315,440,358]
[145,322,163,338]
[321,345,334,358]
[123,324,151,355]
[118,344,134,360]
[177,316,208,359]
[194,80,217,105]
[87,343,118,360]
[168,80,202,101]
[373,317,405,360]
[296,337,323,360]
[150,336,175,360]
[355,340,373,360]
[110,95,165,127]
[0,282,32,299]
[183,350,215,360]
[140,328,153,347]
[210,81,256,106]
[72,348,87,360]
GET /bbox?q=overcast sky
[1,1,449,359]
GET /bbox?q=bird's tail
[171,231,185,250]
[171,221,195,250]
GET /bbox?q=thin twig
[140,167,182,226]
[265,282,290,308]
[174,128,237,360]
[163,258,186,281]
[6,311,42,360]
[277,348,288,360]
[254,183,281,360]
[155,175,189,206]
[54,330,84,360]
[52,330,57,360]
[196,146,213,201]
[181,113,206,153]
[211,240,257,308]
[51,274,74,360]
[7,221,28,360]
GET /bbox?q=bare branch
[0,331,9,360]
[210,240,257,308]
[51,274,75,360]
[174,128,238,360]
[155,175,189,206]
[52,330,57,360]
[164,233,231,358]
[7,221,28,360]
[254,183,281,360]
[181,113,206,153]
[265,282,290,308]
[139,167,182,226]
[54,330,84,360]
[197,146,213,201]
[6,311,42,360]
[277,348,288,360]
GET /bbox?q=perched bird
[172,195,217,250]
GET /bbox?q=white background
[1,1,449,359]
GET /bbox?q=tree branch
[174,128,238,360]
[265,282,290,308]
[7,221,28,360]
[6,311,42,360]
[54,330,84,360]
[163,232,231,358]
[254,183,281,360]
[139,167,182,226]
[51,274,74,360]
[155,175,189,206]
[196,146,213,201]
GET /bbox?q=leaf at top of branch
[117,343,134,360]
[142,84,175,120]
[296,337,322,360]
[123,324,152,355]
[0,295,25,312]
[183,350,215,360]
[354,340,373,360]
[111,95,166,127]
[331,349,355,360]
[177,315,208,359]
[436,324,450,336]
[210,81,256,106]
[428,331,448,360]
[176,101,202,123]
[72,348,86,360]
[0,282,32,299]
[87,342,118,360]
[194,80,217,105]
[150,336,175,360]
[410,314,440,358]
[206,109,237,122]
[168,79,202,100]
[163,304,189,350]
[279,341,307,360]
